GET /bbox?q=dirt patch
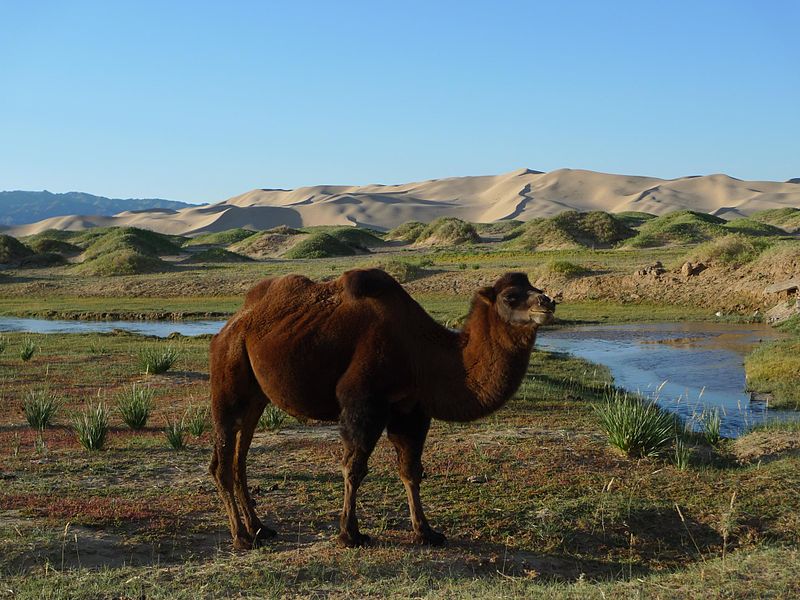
[732,431,800,464]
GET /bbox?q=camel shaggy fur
[209,269,555,549]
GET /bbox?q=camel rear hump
[342,268,404,300]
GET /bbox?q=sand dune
[10,168,800,236]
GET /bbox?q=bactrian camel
[209,269,555,549]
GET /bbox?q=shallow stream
[0,317,795,437]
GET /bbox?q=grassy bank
[0,331,798,598]
[744,315,800,409]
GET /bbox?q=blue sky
[1,1,798,203]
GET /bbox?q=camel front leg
[338,404,385,547]
[387,407,446,546]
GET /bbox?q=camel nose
[534,293,556,312]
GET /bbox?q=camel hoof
[232,535,254,551]
[413,529,447,546]
[338,531,372,548]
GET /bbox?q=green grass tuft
[385,221,426,243]
[626,211,727,248]
[546,260,591,278]
[183,228,258,247]
[137,346,179,375]
[185,404,210,437]
[165,417,187,449]
[258,405,288,431]
[116,384,155,430]
[19,338,36,361]
[594,390,679,457]
[73,402,109,451]
[23,388,60,429]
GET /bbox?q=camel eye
[504,294,519,304]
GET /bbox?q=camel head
[477,272,556,327]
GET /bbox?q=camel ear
[476,286,496,305]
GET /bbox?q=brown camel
[209,269,555,550]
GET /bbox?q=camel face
[492,273,556,326]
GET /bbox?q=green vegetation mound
[508,211,635,250]
[722,218,787,237]
[360,259,430,283]
[81,227,183,260]
[20,252,68,267]
[73,249,172,276]
[745,338,800,409]
[750,208,800,233]
[615,211,658,228]
[265,225,302,235]
[325,227,386,249]
[414,218,480,246]
[22,229,77,244]
[689,234,769,266]
[473,220,524,236]
[545,260,591,278]
[626,211,727,248]
[183,248,253,263]
[0,234,34,263]
[184,228,257,247]
[282,233,358,259]
[385,221,425,243]
[27,238,81,255]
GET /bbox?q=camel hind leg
[209,334,272,549]
[232,395,277,542]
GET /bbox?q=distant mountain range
[6,169,800,237]
[0,191,199,226]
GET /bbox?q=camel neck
[432,300,537,422]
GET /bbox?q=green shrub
[183,248,253,263]
[385,221,426,243]
[20,252,68,268]
[723,218,786,237]
[626,211,727,248]
[259,405,288,431]
[594,390,679,457]
[508,211,635,250]
[614,211,658,228]
[749,207,800,233]
[116,384,155,430]
[414,217,480,246]
[185,404,210,437]
[79,227,182,260]
[183,228,258,247]
[282,233,358,259]
[73,402,109,451]
[690,234,768,266]
[73,249,171,276]
[546,260,590,278]
[137,346,179,375]
[0,234,34,263]
[165,417,187,450]
[362,259,428,283]
[23,388,59,429]
[20,338,36,361]
[325,227,386,249]
[26,238,81,255]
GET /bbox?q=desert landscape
[1,178,799,597]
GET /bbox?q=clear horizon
[1,1,798,203]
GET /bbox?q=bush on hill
[508,211,635,250]
[749,208,800,233]
[723,218,787,237]
[183,248,253,263]
[26,238,82,255]
[73,249,172,276]
[626,211,727,248]
[385,221,425,243]
[282,233,359,259]
[0,234,34,264]
[545,260,591,278]
[615,211,658,228]
[473,220,524,236]
[689,234,769,267]
[20,252,68,268]
[414,217,480,246]
[360,259,430,283]
[325,227,386,249]
[80,227,183,260]
[183,228,257,247]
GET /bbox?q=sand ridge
[9,168,800,236]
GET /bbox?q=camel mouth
[528,309,555,325]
